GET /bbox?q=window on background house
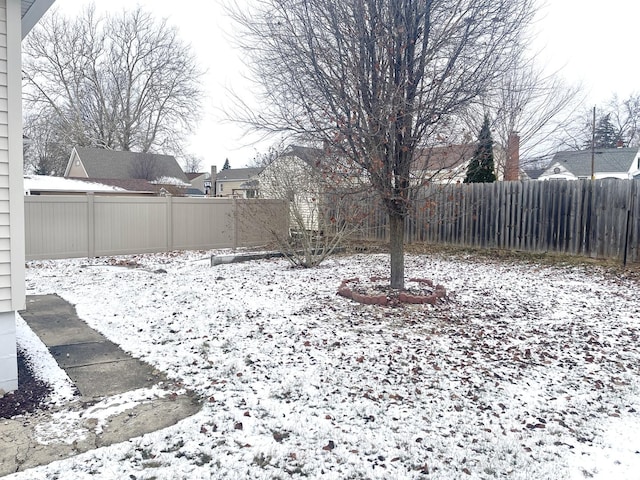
[220,183,224,192]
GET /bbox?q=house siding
[0,3,8,311]
[65,149,88,177]
[0,0,25,392]
[260,156,320,231]
[215,179,247,197]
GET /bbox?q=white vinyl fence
[24,195,288,260]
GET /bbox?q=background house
[521,167,547,181]
[413,144,476,183]
[64,147,192,195]
[211,166,263,197]
[412,142,511,183]
[185,172,210,196]
[538,147,640,180]
[259,145,325,231]
[1,0,56,394]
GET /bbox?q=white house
[211,166,263,198]
[538,147,640,180]
[259,145,325,232]
[0,0,56,394]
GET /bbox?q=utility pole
[591,106,596,180]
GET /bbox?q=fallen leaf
[322,440,335,451]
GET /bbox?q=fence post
[166,195,173,252]
[233,197,239,250]
[623,180,637,266]
[87,193,95,258]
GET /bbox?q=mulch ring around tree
[337,276,447,306]
[0,349,53,419]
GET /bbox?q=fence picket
[358,179,640,263]
[26,180,640,264]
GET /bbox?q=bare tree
[229,0,535,288]
[247,144,284,168]
[22,5,203,158]
[466,53,584,170]
[606,93,640,147]
[183,154,204,173]
[130,153,158,180]
[23,110,69,175]
[560,94,640,151]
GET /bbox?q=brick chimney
[210,165,218,196]
[504,131,520,181]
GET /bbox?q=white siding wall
[65,149,88,177]
[0,0,22,392]
[0,311,17,392]
[260,157,320,231]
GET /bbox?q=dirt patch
[0,349,53,419]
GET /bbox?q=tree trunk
[389,211,405,289]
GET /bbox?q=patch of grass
[272,430,290,443]
[160,439,184,453]
[346,240,640,282]
[195,452,212,466]
[138,447,156,460]
[253,452,272,468]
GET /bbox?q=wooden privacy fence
[24,195,288,261]
[359,179,640,263]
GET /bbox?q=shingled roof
[414,144,475,171]
[547,147,639,178]
[65,147,188,183]
[216,167,264,181]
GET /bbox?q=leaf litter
[9,250,640,479]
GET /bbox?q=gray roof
[72,148,188,182]
[551,148,638,177]
[283,145,324,168]
[22,0,56,39]
[216,167,263,182]
[522,167,546,180]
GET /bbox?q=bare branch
[22,5,204,165]
[227,0,536,287]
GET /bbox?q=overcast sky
[48,0,640,172]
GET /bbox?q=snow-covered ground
[8,250,640,479]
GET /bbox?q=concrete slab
[23,295,77,315]
[65,359,164,398]
[49,341,130,368]
[1,293,202,475]
[18,315,105,347]
[0,392,202,476]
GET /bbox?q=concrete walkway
[20,295,165,398]
[0,294,201,476]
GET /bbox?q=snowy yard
[8,249,640,479]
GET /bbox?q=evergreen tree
[593,114,621,148]
[464,116,497,183]
[222,158,231,170]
